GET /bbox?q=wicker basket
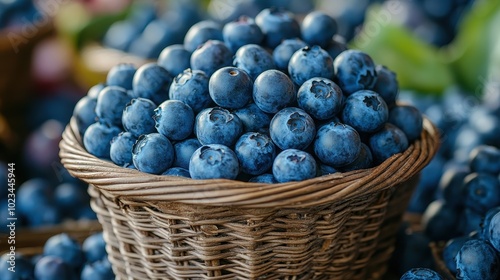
[59,117,440,280]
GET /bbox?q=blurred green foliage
[352,0,500,95]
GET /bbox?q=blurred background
[0,0,499,277]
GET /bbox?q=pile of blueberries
[0,232,113,280]
[0,95,96,231]
[394,145,500,280]
[435,145,500,280]
[102,0,475,62]
[0,178,95,233]
[102,0,316,59]
[0,0,39,29]
[102,1,204,59]
[0,118,96,231]
[76,7,424,184]
[385,82,500,279]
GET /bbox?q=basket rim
[59,116,440,208]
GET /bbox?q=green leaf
[351,4,455,95]
[445,0,500,94]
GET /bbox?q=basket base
[88,175,418,280]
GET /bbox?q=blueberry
[82,232,107,263]
[233,44,276,80]
[139,19,185,58]
[132,133,174,174]
[481,207,500,240]
[372,65,399,107]
[272,149,317,183]
[253,69,296,114]
[301,11,337,48]
[128,3,156,31]
[106,63,137,90]
[83,122,121,159]
[0,253,34,280]
[54,182,90,219]
[319,163,339,176]
[314,122,361,167]
[413,155,446,209]
[207,0,262,23]
[324,35,348,60]
[81,258,114,280]
[34,205,63,228]
[463,172,500,215]
[248,173,278,184]
[128,36,159,59]
[157,44,191,77]
[255,7,301,49]
[453,125,484,163]
[442,235,473,274]
[437,165,469,209]
[297,77,343,120]
[288,45,334,86]
[342,90,389,134]
[162,167,191,178]
[43,233,85,270]
[488,211,500,252]
[95,86,130,127]
[421,200,461,241]
[455,239,500,280]
[72,96,97,136]
[0,163,6,198]
[468,145,500,175]
[368,123,409,164]
[222,16,264,53]
[110,132,137,167]
[270,107,316,150]
[233,103,272,133]
[131,63,173,105]
[209,67,253,109]
[459,207,484,236]
[334,50,377,95]
[190,40,233,77]
[86,83,105,99]
[154,100,194,141]
[103,20,141,52]
[189,144,240,180]
[122,98,157,137]
[339,143,373,172]
[77,205,98,221]
[183,20,223,52]
[400,268,444,280]
[173,138,201,169]
[464,106,500,148]
[34,256,76,280]
[272,38,307,72]
[388,105,423,142]
[17,178,52,216]
[195,107,243,147]
[235,132,276,175]
[169,69,212,114]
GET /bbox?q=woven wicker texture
[60,117,440,279]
